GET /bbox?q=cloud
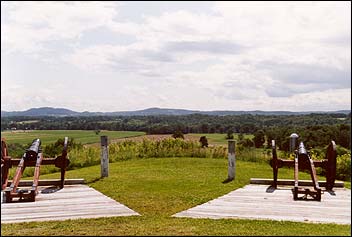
[262,62,351,97]
[1,83,58,110]
[164,40,245,55]
[63,43,174,74]
[2,1,119,53]
[1,1,350,111]
[266,88,351,112]
[213,1,350,43]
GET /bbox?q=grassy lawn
[0,130,145,145]
[2,158,350,236]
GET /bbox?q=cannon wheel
[1,138,10,190]
[325,141,337,191]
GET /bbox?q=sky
[1,1,351,112]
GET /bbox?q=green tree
[240,138,254,148]
[238,133,244,141]
[199,136,208,148]
[253,130,265,148]
[172,130,184,139]
[226,129,234,139]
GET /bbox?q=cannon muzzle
[297,142,307,159]
[25,139,41,159]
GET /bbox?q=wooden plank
[2,208,137,219]
[2,212,137,223]
[177,208,350,220]
[2,199,121,210]
[185,204,350,217]
[174,211,349,225]
[1,196,132,208]
[2,203,134,214]
[2,210,138,223]
[250,178,344,187]
[173,184,351,224]
[205,199,350,208]
[1,184,139,223]
[6,179,85,187]
[216,192,351,200]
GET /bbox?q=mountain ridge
[1,107,350,117]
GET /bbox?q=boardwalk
[1,184,140,223]
[173,184,351,224]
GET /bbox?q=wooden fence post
[227,140,236,181]
[100,136,109,178]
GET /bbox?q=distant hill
[1,107,79,117]
[1,107,350,117]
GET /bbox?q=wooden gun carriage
[1,137,70,202]
[270,134,337,201]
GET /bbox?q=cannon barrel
[297,142,308,158]
[25,139,41,160]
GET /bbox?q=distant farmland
[0,130,145,145]
[1,130,255,147]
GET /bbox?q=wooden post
[271,140,278,189]
[289,133,299,153]
[100,136,109,178]
[227,140,236,181]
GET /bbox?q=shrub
[64,138,227,171]
[199,136,208,148]
[172,130,184,139]
[238,138,254,148]
[336,153,351,181]
[226,130,234,139]
[309,145,351,181]
[236,147,270,163]
[5,143,27,158]
[43,138,83,157]
[253,130,265,148]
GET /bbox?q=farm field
[1,130,253,148]
[0,130,145,145]
[95,133,253,147]
[185,133,254,146]
[2,158,350,236]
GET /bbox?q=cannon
[1,137,70,202]
[270,134,337,201]
[25,138,41,160]
[293,142,321,201]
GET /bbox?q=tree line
[1,113,350,149]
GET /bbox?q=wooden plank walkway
[250,178,344,187]
[1,184,140,223]
[6,178,85,186]
[173,184,351,224]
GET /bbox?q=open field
[186,133,254,146]
[0,130,145,145]
[1,131,246,147]
[96,133,253,147]
[2,158,350,236]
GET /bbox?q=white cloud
[1,83,58,110]
[213,1,350,43]
[2,1,119,53]
[1,1,350,111]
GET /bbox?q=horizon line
[1,106,351,113]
